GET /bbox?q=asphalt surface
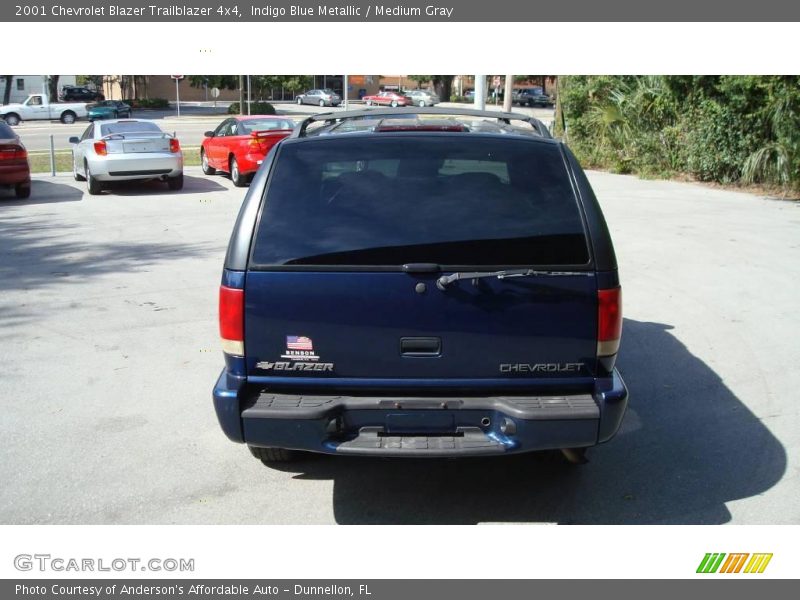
[0,168,797,524]
[11,103,555,152]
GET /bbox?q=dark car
[213,107,627,465]
[515,87,552,107]
[61,86,105,102]
[87,100,132,121]
[0,121,31,199]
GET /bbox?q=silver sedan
[69,119,184,195]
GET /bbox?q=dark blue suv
[213,107,628,465]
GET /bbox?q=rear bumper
[87,152,183,181]
[0,163,30,186]
[213,370,629,457]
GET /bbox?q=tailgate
[244,271,597,383]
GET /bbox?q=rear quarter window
[251,136,589,268]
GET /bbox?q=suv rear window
[251,136,589,267]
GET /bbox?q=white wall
[0,75,77,104]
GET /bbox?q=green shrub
[560,75,800,191]
[683,100,756,183]
[123,98,169,109]
[227,101,276,115]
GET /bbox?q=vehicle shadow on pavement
[99,175,228,196]
[0,214,217,300]
[0,180,83,206]
[266,319,787,524]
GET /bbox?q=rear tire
[391,100,398,108]
[167,173,184,191]
[4,114,20,126]
[86,162,102,195]
[248,446,298,463]
[15,183,31,199]
[230,157,246,187]
[418,100,426,107]
[319,100,325,107]
[61,111,76,124]
[296,97,303,105]
[201,149,215,175]
[366,100,372,106]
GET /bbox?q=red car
[363,91,413,107]
[0,121,30,199]
[201,116,295,187]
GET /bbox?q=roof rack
[291,106,552,139]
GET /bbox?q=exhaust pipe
[561,447,588,465]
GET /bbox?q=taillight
[597,287,622,366]
[93,141,107,156]
[0,145,26,160]
[170,138,180,153]
[219,285,244,356]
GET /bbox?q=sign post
[211,86,220,109]
[171,75,184,117]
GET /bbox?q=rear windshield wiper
[436,269,586,290]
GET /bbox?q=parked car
[405,90,440,107]
[69,119,183,195]
[60,86,104,102]
[213,107,628,465]
[88,100,132,121]
[296,89,341,107]
[0,94,89,125]
[363,91,413,107]
[0,121,30,199]
[515,87,553,107]
[201,116,295,187]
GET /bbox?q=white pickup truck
[1,94,89,126]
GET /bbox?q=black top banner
[4,0,800,22]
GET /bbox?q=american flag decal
[286,336,313,351]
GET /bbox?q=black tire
[15,183,31,199]
[72,155,85,181]
[319,99,325,107]
[86,162,102,195]
[248,446,298,463]
[296,97,303,105]
[230,157,246,187]
[418,100,426,107]
[390,100,398,108]
[4,114,20,126]
[167,173,184,191]
[61,111,76,124]
[201,150,215,175]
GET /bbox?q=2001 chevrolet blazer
[213,107,628,465]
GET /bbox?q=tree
[408,75,454,100]
[47,75,59,100]
[2,75,12,105]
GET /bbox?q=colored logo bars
[696,553,773,574]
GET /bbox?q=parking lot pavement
[0,169,797,524]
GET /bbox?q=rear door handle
[400,337,441,356]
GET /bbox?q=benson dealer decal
[256,336,335,372]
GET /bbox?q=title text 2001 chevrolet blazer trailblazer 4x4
[213,108,628,465]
